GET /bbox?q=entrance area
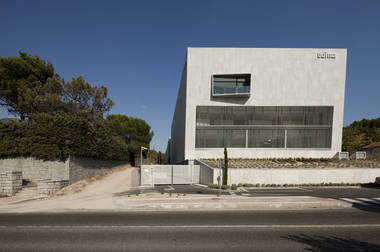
[140,165,200,186]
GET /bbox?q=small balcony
[212,74,251,98]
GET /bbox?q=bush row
[0,112,128,161]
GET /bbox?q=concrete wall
[195,160,214,185]
[0,158,69,182]
[169,62,188,164]
[169,48,347,162]
[224,168,380,185]
[68,156,130,184]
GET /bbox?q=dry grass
[52,165,131,197]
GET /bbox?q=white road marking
[357,198,380,205]
[164,186,175,191]
[4,224,380,229]
[297,187,313,192]
[374,198,380,201]
[240,187,248,192]
[194,184,208,188]
[340,198,371,205]
[241,193,251,196]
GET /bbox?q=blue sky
[1,0,379,151]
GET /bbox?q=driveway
[0,167,140,213]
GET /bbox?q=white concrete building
[167,48,347,164]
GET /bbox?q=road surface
[1,209,380,251]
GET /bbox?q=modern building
[167,48,347,164]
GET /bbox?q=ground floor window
[195,106,333,149]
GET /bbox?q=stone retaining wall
[68,156,130,184]
[0,158,69,182]
[0,171,22,196]
[37,180,69,196]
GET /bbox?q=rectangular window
[195,106,333,149]
[212,74,251,97]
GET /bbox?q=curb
[115,196,352,211]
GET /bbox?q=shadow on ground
[112,185,230,197]
[352,204,380,214]
[283,234,380,252]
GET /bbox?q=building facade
[167,48,347,164]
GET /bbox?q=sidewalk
[113,194,351,211]
[0,193,351,213]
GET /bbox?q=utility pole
[218,159,222,197]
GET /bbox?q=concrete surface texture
[169,48,347,163]
[222,167,380,185]
[195,159,380,185]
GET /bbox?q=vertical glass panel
[225,107,246,125]
[286,129,305,148]
[287,129,331,148]
[196,106,211,126]
[195,129,224,148]
[247,106,277,125]
[248,129,285,148]
[278,107,305,125]
[224,129,246,147]
[304,107,333,125]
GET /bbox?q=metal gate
[141,165,200,186]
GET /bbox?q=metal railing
[213,86,250,95]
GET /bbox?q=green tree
[223,146,228,185]
[342,118,380,153]
[0,51,58,120]
[63,76,114,119]
[0,112,128,161]
[0,52,114,120]
[105,114,154,164]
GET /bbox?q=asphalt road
[118,184,380,201]
[1,209,380,251]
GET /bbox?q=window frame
[211,73,251,97]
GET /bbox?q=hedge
[0,112,128,161]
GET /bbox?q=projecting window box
[212,74,251,97]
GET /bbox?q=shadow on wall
[283,234,380,252]
[210,97,249,105]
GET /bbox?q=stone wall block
[37,180,69,196]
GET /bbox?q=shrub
[0,112,128,161]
